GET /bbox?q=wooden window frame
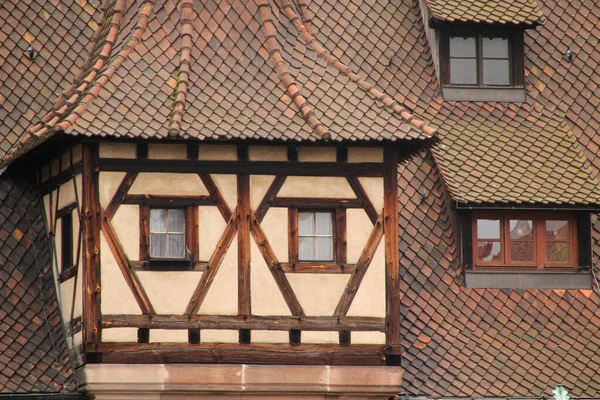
[472,212,578,271]
[56,202,78,281]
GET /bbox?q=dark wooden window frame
[56,202,77,281]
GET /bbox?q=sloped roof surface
[0,175,76,393]
[425,0,544,25]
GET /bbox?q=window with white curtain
[298,211,334,261]
[149,208,186,259]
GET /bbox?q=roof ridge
[256,0,330,141]
[280,0,437,138]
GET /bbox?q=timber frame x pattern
[50,142,402,366]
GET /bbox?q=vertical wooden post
[82,142,101,345]
[238,174,251,344]
[383,147,400,347]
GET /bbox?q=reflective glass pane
[482,37,509,58]
[168,234,185,258]
[509,220,533,240]
[299,236,314,261]
[477,241,502,262]
[298,212,314,236]
[168,209,185,233]
[150,209,167,232]
[315,212,333,236]
[150,233,166,257]
[546,242,571,263]
[546,220,570,240]
[483,59,510,85]
[510,241,535,262]
[315,237,333,261]
[449,36,476,57]
[450,59,477,85]
[477,219,501,239]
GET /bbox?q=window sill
[58,266,77,282]
[465,270,591,289]
[280,262,355,274]
[130,260,207,271]
[442,86,525,102]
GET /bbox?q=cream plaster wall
[100,231,142,315]
[99,142,136,159]
[201,329,239,343]
[286,274,349,316]
[258,207,288,262]
[50,158,60,177]
[359,177,384,213]
[198,145,237,160]
[57,176,79,209]
[298,147,336,162]
[112,205,139,259]
[347,241,385,318]
[61,150,71,171]
[72,144,82,164]
[249,175,274,209]
[198,206,226,260]
[99,172,127,207]
[148,144,187,160]
[351,331,385,344]
[250,241,291,316]
[198,236,238,315]
[301,331,339,344]
[278,177,355,198]
[347,209,372,264]
[137,271,202,314]
[212,174,237,212]
[59,277,75,322]
[128,173,208,196]
[347,147,383,163]
[150,329,188,343]
[251,330,289,343]
[248,146,287,161]
[102,328,138,342]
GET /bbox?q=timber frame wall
[42,141,403,366]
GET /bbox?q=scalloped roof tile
[425,0,545,25]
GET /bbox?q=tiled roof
[425,0,544,25]
[0,175,76,393]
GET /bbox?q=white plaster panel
[112,205,139,259]
[150,329,188,343]
[100,231,142,315]
[359,177,384,213]
[259,207,288,262]
[136,271,202,314]
[249,175,274,210]
[251,330,289,343]
[50,158,60,177]
[54,223,62,279]
[43,193,51,222]
[250,241,291,316]
[99,172,127,208]
[59,277,74,322]
[347,147,383,163]
[298,147,336,162]
[198,206,226,260]
[57,180,76,209]
[248,146,287,161]
[351,332,386,344]
[148,144,187,160]
[278,177,355,198]
[198,145,237,160]
[200,330,239,343]
[71,332,83,348]
[61,150,71,171]
[101,328,138,342]
[72,144,83,163]
[347,209,372,264]
[99,142,136,159]
[286,274,349,316]
[211,174,236,212]
[198,236,237,315]
[75,174,82,206]
[347,240,385,317]
[301,331,339,343]
[129,173,208,196]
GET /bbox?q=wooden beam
[336,208,347,263]
[271,197,362,209]
[139,205,150,261]
[334,213,384,317]
[99,159,383,177]
[255,175,286,223]
[122,194,215,207]
[188,206,199,263]
[104,172,138,221]
[346,176,379,224]
[185,210,238,315]
[199,173,232,221]
[82,143,101,344]
[383,147,400,346]
[250,211,304,316]
[288,208,298,263]
[238,174,251,344]
[101,211,155,314]
[39,162,83,194]
[280,262,354,274]
[90,342,389,365]
[101,314,385,331]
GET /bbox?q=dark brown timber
[255,175,286,223]
[122,194,214,207]
[237,174,251,344]
[346,176,379,224]
[272,197,361,209]
[289,329,301,346]
[280,263,354,274]
[199,174,232,221]
[339,330,351,346]
[187,206,199,263]
[336,208,347,263]
[334,213,384,316]
[104,172,138,221]
[139,205,150,261]
[288,208,298,263]
[39,162,83,194]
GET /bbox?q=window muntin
[149,209,186,259]
[298,211,334,261]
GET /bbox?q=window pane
[546,220,570,240]
[450,59,477,85]
[150,233,167,257]
[150,209,167,232]
[546,243,571,263]
[477,241,502,262]
[315,212,332,235]
[483,59,510,85]
[509,220,533,240]
[168,234,185,258]
[298,212,314,236]
[299,236,314,260]
[315,237,334,261]
[477,219,500,239]
[449,36,476,57]
[168,209,185,233]
[510,241,535,262]
[482,37,509,58]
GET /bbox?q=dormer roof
[425,0,544,26]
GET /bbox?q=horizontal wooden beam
[272,197,362,209]
[122,194,215,207]
[101,314,384,331]
[280,262,355,274]
[39,162,83,194]
[89,342,391,365]
[129,260,208,271]
[98,159,383,177]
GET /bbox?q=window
[61,211,73,270]
[298,211,334,261]
[149,209,187,259]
